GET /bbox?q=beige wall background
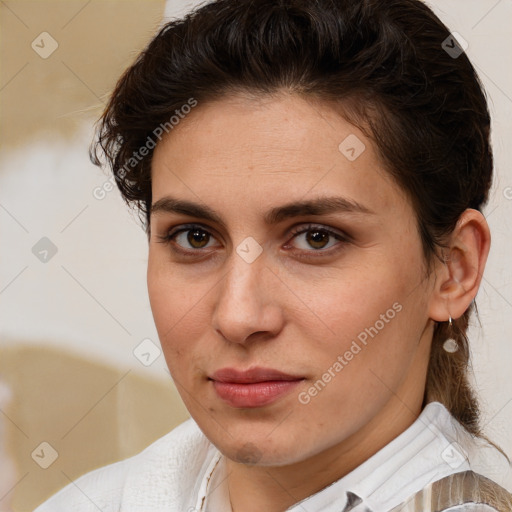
[0,1,511,511]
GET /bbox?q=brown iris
[188,229,209,248]
[306,230,329,249]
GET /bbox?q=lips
[211,367,303,383]
[209,367,305,408]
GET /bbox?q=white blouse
[34,401,512,512]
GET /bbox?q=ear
[428,208,491,322]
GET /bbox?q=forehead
[150,92,410,220]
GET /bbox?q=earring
[443,316,459,353]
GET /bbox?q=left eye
[286,225,348,251]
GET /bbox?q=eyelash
[156,223,351,259]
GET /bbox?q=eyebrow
[151,195,375,228]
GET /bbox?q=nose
[211,245,284,346]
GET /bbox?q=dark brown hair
[90,0,504,455]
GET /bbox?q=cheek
[147,257,213,367]
[298,255,422,370]
[292,263,401,332]
[147,259,188,346]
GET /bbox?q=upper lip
[210,367,304,383]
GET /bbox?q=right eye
[156,224,221,254]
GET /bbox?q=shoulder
[33,456,131,512]
[388,470,512,512]
[426,402,512,492]
[33,418,211,512]
[385,401,512,512]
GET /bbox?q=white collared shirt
[34,401,512,512]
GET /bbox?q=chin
[212,430,316,467]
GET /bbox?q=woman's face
[148,92,436,467]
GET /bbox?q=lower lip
[211,380,303,408]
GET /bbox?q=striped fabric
[388,471,512,512]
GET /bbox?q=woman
[34,0,512,510]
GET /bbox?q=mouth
[208,367,305,408]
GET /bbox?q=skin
[147,91,490,512]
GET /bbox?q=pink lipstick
[210,367,304,408]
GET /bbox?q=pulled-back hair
[90,0,501,450]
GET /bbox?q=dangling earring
[443,316,459,353]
